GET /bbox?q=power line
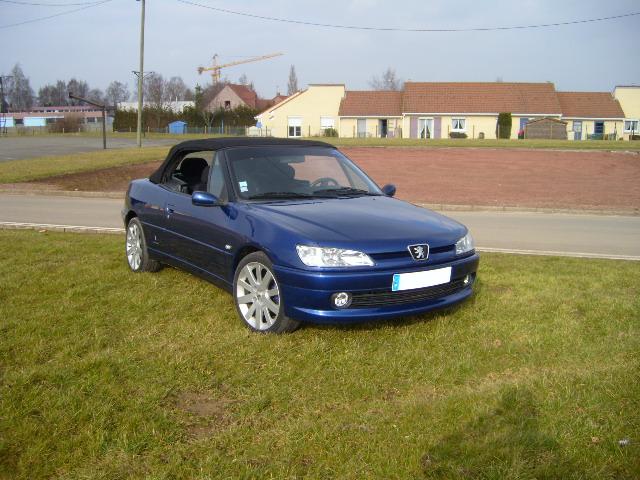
[0,0,104,6]
[175,0,640,33]
[0,0,113,29]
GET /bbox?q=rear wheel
[125,217,162,272]
[233,252,300,333]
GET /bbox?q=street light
[136,0,145,147]
[69,92,107,149]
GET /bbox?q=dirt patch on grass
[31,161,161,193]
[173,391,232,439]
[21,147,640,211]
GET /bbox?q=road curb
[0,221,124,234]
[0,188,124,199]
[419,203,640,216]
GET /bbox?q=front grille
[369,244,454,261]
[349,279,468,309]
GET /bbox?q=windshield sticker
[239,181,248,192]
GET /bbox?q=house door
[418,118,433,139]
[573,121,582,140]
[357,119,367,138]
[379,119,388,138]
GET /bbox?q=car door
[164,152,235,281]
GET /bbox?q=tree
[66,78,89,105]
[238,73,248,86]
[87,88,104,104]
[37,84,60,106]
[165,76,188,102]
[287,65,298,95]
[496,112,512,139]
[7,63,34,110]
[106,81,130,107]
[143,73,166,109]
[369,67,403,91]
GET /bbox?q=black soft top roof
[149,137,335,184]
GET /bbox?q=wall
[565,119,624,140]
[255,85,345,138]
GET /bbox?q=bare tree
[87,88,104,104]
[287,65,298,95]
[37,84,59,106]
[66,78,89,104]
[165,76,188,102]
[369,67,403,91]
[7,63,34,110]
[238,73,248,85]
[106,81,130,107]
[143,73,166,109]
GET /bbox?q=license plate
[391,267,452,292]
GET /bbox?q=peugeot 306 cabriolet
[123,138,479,333]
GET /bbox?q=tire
[233,252,300,333]
[125,217,162,273]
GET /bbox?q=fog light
[463,275,470,285]
[332,292,352,309]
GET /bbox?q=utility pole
[69,92,108,149]
[136,0,146,147]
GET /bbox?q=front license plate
[392,267,452,292]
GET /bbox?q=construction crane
[198,53,283,83]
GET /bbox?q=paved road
[1,194,639,260]
[0,136,176,161]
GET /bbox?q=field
[1,230,638,479]
[6,145,639,213]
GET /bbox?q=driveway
[1,193,638,260]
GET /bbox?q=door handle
[166,204,176,216]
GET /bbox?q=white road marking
[1,220,638,261]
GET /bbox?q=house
[401,82,562,140]
[613,86,640,139]
[207,84,288,112]
[0,105,113,131]
[557,92,625,140]
[254,81,639,141]
[338,91,403,138]
[255,84,345,138]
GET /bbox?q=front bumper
[274,253,479,324]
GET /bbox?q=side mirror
[192,191,220,207]
[381,184,396,197]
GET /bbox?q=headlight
[296,245,374,267]
[455,232,475,255]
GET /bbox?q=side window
[163,150,213,194]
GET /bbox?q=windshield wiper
[247,191,313,200]
[312,187,379,197]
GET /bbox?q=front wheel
[233,252,300,333]
[125,217,162,272]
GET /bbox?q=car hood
[246,196,466,253]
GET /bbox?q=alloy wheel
[126,222,142,270]
[236,261,281,330]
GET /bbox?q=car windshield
[226,146,383,200]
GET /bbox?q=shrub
[496,112,512,139]
[449,131,467,139]
[323,127,338,137]
[48,115,84,133]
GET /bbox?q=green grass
[0,146,169,184]
[1,230,638,479]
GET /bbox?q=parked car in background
[123,138,479,333]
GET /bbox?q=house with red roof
[207,83,287,112]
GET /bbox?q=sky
[1,0,639,99]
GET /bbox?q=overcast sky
[1,0,639,98]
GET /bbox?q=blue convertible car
[123,138,479,333]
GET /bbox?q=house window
[288,117,302,137]
[224,100,231,109]
[624,120,638,133]
[452,118,466,131]
[320,116,335,131]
